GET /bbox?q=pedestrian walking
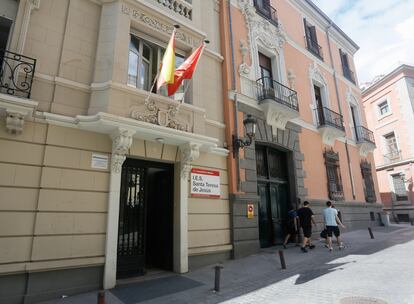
[323,201,346,251]
[283,206,299,248]
[297,201,316,253]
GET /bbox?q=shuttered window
[360,161,376,203]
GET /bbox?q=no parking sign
[247,203,254,218]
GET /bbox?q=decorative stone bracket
[110,128,135,173]
[260,101,300,131]
[318,126,345,147]
[179,142,200,179]
[357,141,376,157]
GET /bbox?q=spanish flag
[157,29,177,91]
[167,42,205,96]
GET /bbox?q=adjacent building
[220,0,383,258]
[362,64,414,223]
[0,0,229,302]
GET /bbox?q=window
[304,19,323,60]
[383,132,400,162]
[339,49,355,83]
[324,150,344,201]
[128,34,188,103]
[360,161,376,203]
[392,173,408,201]
[378,101,390,116]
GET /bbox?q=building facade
[220,0,383,258]
[0,0,230,303]
[362,64,414,223]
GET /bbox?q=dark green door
[256,146,290,247]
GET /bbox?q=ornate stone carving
[287,69,296,90]
[239,39,251,75]
[110,128,135,173]
[121,4,199,47]
[179,142,200,178]
[237,0,286,80]
[28,0,40,10]
[318,126,345,147]
[6,111,25,135]
[309,62,327,86]
[130,100,189,132]
[260,101,300,131]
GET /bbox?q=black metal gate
[117,163,147,278]
[117,158,174,278]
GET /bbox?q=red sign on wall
[190,168,221,198]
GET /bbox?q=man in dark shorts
[323,201,346,251]
[297,201,316,253]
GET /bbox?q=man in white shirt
[323,201,346,251]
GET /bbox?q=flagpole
[144,24,180,105]
[177,39,209,110]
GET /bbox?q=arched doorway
[256,145,290,247]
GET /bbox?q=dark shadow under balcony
[253,0,278,27]
[256,77,299,131]
[315,107,345,146]
[0,49,36,99]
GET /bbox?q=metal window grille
[360,161,377,203]
[324,150,344,201]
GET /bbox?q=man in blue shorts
[323,201,346,251]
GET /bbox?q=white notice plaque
[190,168,220,198]
[91,154,109,170]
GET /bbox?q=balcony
[343,65,356,84]
[155,0,192,20]
[383,150,402,165]
[355,126,376,156]
[256,77,299,130]
[315,107,345,146]
[305,36,323,60]
[0,49,36,99]
[253,0,278,27]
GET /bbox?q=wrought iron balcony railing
[253,0,278,26]
[342,65,356,84]
[355,126,375,145]
[0,49,36,99]
[383,150,402,164]
[315,107,345,131]
[256,77,299,111]
[305,36,323,60]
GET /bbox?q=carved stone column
[16,0,41,54]
[103,128,134,289]
[173,143,200,273]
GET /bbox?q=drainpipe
[227,0,241,192]
[326,21,356,200]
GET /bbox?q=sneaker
[301,247,308,253]
[309,244,315,249]
[328,247,333,252]
[324,244,329,248]
[339,244,345,250]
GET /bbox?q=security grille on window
[324,150,344,201]
[304,18,322,59]
[384,132,400,161]
[392,174,408,201]
[128,34,188,103]
[360,161,376,203]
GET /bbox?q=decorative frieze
[156,0,192,20]
[121,4,200,47]
[130,99,189,132]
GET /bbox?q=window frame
[390,172,408,201]
[360,160,376,203]
[324,150,344,201]
[376,99,392,119]
[128,31,190,103]
[303,18,323,60]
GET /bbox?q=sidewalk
[40,225,414,304]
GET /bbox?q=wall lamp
[232,114,257,158]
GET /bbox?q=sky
[311,0,414,85]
